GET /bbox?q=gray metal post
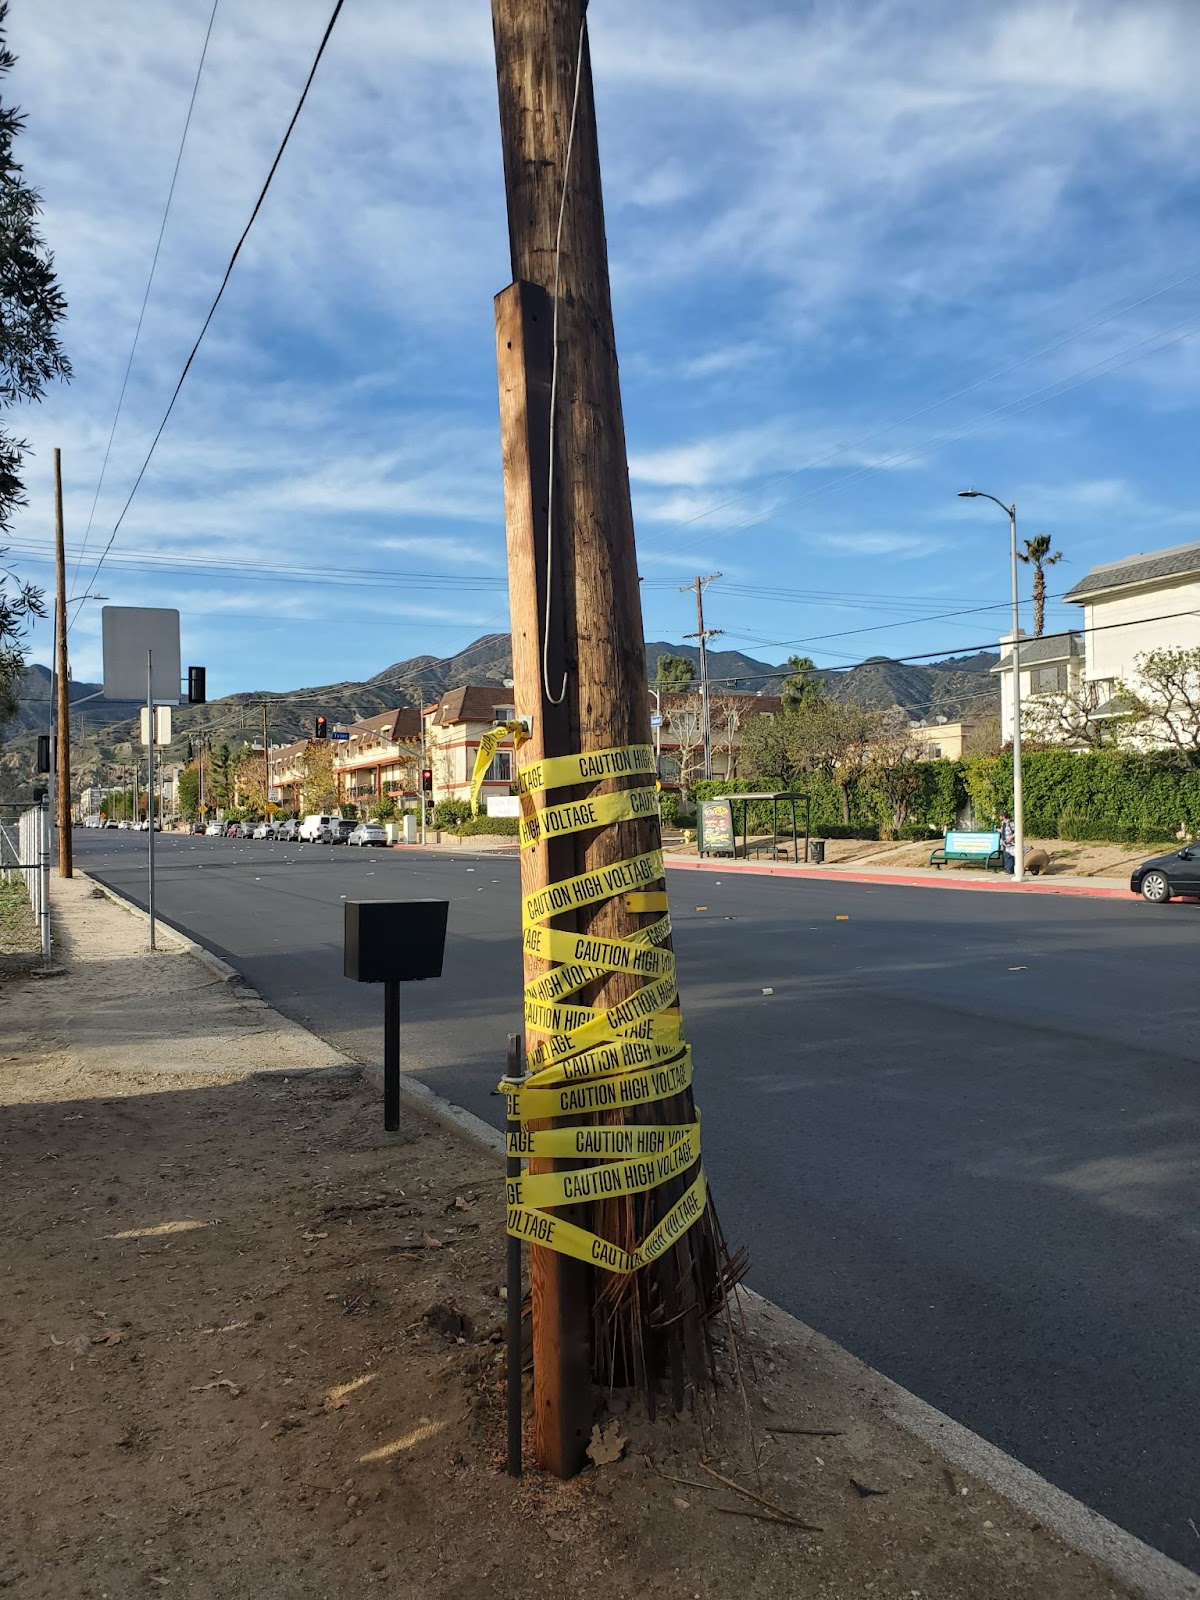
[1008,505,1025,885]
[38,795,51,963]
[146,649,157,950]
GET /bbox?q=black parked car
[317,819,355,845]
[1131,844,1200,903]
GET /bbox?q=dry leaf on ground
[586,1421,627,1467]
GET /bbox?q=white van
[298,813,338,842]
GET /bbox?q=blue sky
[9,0,1200,705]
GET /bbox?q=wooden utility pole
[261,703,270,812]
[683,574,723,782]
[492,0,725,1477]
[53,449,72,876]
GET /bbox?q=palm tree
[1017,534,1063,637]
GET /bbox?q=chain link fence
[0,801,51,971]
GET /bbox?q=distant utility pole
[53,449,72,875]
[492,0,725,1478]
[261,702,270,811]
[682,574,723,781]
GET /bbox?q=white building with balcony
[992,540,1200,746]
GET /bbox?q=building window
[1032,663,1067,693]
[486,749,513,783]
[927,743,942,759]
[493,706,515,724]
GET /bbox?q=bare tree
[1123,648,1200,758]
[709,694,746,780]
[1023,680,1125,750]
[865,710,923,832]
[664,692,706,790]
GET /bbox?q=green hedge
[449,816,519,837]
[963,752,1200,842]
[434,798,473,828]
[694,751,1200,845]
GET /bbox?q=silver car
[347,823,388,847]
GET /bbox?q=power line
[649,258,1200,538]
[75,0,346,617]
[698,600,1200,689]
[69,0,221,601]
[674,310,1200,549]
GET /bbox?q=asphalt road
[75,829,1200,1570]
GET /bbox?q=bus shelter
[696,791,812,863]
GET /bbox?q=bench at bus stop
[929,829,1005,871]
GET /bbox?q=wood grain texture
[492,0,725,1467]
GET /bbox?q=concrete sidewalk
[665,851,1132,899]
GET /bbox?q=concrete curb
[743,1291,1200,1600]
[666,856,1129,899]
[75,868,1195,1596]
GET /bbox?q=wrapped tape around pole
[502,738,707,1276]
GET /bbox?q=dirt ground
[0,879,1139,1599]
[671,833,1151,879]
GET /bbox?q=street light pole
[958,489,1024,883]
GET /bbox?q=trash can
[809,839,826,864]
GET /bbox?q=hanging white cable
[541,5,589,706]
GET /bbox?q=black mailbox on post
[344,899,448,983]
[344,900,449,1130]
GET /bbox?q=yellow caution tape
[507,1120,697,1160]
[624,891,669,912]
[507,1171,707,1274]
[519,784,659,849]
[516,744,655,797]
[522,849,664,925]
[510,1049,693,1123]
[469,720,528,814]
[503,738,707,1276]
[507,1123,701,1209]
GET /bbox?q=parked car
[298,813,339,842]
[276,819,300,842]
[104,819,119,829]
[252,822,276,840]
[347,822,388,848]
[191,822,206,835]
[205,821,223,837]
[1131,844,1200,903]
[317,819,355,845]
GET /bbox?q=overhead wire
[668,309,1200,550]
[646,258,1200,539]
[69,0,221,602]
[73,0,346,621]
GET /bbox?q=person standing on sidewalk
[999,810,1016,875]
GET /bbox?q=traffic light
[315,715,328,740]
[421,768,433,795]
[188,666,206,705]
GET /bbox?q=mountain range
[1,637,998,803]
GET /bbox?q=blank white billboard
[102,607,181,703]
